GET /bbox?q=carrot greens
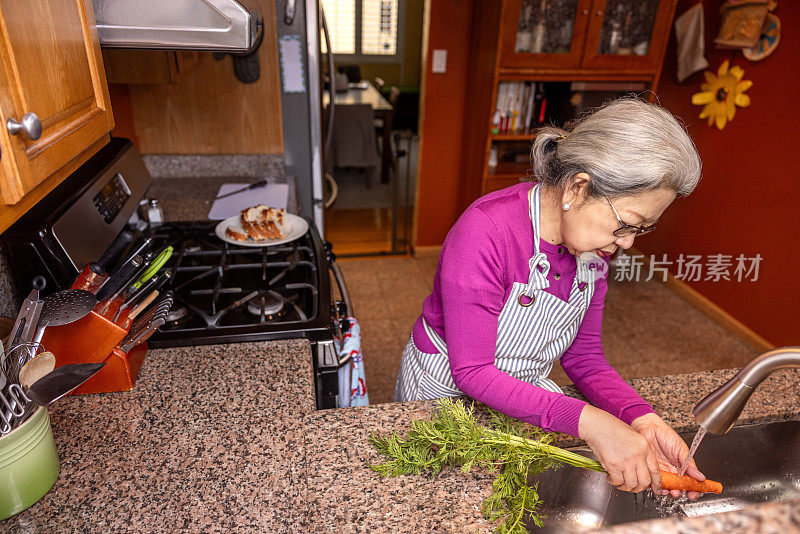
[369,398,604,533]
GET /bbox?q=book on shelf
[492,81,546,136]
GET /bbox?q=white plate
[214,213,309,247]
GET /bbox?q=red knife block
[69,342,148,395]
[38,264,149,394]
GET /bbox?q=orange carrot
[659,470,723,494]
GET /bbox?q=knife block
[38,268,149,394]
[69,342,147,395]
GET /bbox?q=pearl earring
[562,203,571,211]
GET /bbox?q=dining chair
[337,65,361,83]
[375,86,401,183]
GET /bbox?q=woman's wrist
[630,412,662,431]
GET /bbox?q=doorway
[320,0,424,256]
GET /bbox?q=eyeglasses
[605,196,657,237]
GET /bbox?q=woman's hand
[631,412,706,500]
[578,405,661,494]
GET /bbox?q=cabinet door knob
[582,9,589,15]
[596,10,603,16]
[7,112,42,140]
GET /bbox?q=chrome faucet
[693,347,800,434]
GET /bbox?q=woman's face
[560,173,677,257]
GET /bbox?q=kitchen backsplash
[142,154,285,179]
[0,243,21,316]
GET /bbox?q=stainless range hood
[92,0,262,52]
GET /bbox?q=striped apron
[395,184,598,402]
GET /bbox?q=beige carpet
[336,253,759,405]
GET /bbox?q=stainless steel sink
[525,420,800,532]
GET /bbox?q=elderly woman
[395,98,705,497]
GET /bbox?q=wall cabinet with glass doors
[500,0,675,72]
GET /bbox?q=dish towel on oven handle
[336,317,369,407]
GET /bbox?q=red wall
[414,0,474,247]
[638,0,800,346]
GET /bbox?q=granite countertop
[3,336,800,533]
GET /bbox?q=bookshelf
[460,0,679,206]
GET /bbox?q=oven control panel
[93,172,131,224]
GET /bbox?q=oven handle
[329,261,353,319]
[329,261,355,367]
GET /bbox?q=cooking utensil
[0,384,26,418]
[120,295,171,347]
[113,233,153,273]
[4,292,43,384]
[114,276,159,322]
[126,250,156,285]
[97,254,144,303]
[120,317,166,352]
[23,362,106,407]
[149,270,172,295]
[106,250,155,309]
[96,233,153,297]
[94,229,135,274]
[123,291,173,336]
[31,290,97,346]
[126,290,160,323]
[5,291,41,361]
[18,352,56,388]
[203,179,267,204]
[129,246,173,291]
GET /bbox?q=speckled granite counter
[3,338,800,533]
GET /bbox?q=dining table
[323,80,394,184]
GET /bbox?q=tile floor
[335,253,759,405]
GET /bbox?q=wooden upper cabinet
[581,0,675,71]
[499,0,675,73]
[0,0,113,205]
[499,0,593,69]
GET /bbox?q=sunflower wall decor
[691,60,752,130]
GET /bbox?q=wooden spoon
[19,351,56,388]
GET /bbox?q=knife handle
[112,235,153,275]
[96,230,135,273]
[128,291,159,322]
[97,255,143,302]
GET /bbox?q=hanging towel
[336,318,369,408]
[675,3,709,83]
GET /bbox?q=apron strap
[422,317,448,355]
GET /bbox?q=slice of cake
[240,205,287,241]
[225,224,249,242]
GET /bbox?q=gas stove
[146,220,337,348]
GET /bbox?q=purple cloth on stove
[411,182,655,437]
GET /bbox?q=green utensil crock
[0,406,60,520]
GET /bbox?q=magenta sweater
[411,182,654,437]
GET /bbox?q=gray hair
[531,97,701,198]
